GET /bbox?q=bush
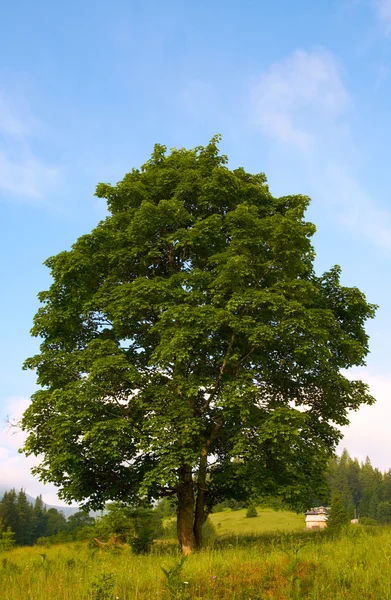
[246,505,258,518]
[359,516,378,526]
[0,527,15,551]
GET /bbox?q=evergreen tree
[15,489,34,545]
[377,501,391,524]
[0,489,18,535]
[32,496,47,541]
[45,508,67,536]
[327,492,350,530]
[0,518,15,551]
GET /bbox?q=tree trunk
[193,449,208,548]
[176,465,196,555]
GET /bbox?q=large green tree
[22,137,376,553]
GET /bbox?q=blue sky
[1,0,391,504]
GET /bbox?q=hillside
[208,507,304,535]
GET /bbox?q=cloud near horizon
[0,396,76,507]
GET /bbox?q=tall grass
[1,518,391,598]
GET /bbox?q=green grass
[1,511,391,599]
[209,507,304,536]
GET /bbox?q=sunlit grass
[209,507,304,535]
[1,511,391,599]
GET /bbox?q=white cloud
[0,90,59,199]
[374,0,391,31]
[249,49,391,252]
[250,49,350,148]
[338,370,391,472]
[0,396,75,507]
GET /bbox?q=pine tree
[0,518,15,551]
[45,508,67,537]
[327,492,350,530]
[32,496,47,542]
[377,501,391,524]
[0,489,18,535]
[15,490,34,545]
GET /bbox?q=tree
[0,518,15,551]
[33,496,48,541]
[0,490,18,536]
[45,508,67,537]
[15,489,34,545]
[377,501,391,524]
[94,502,163,552]
[327,491,350,530]
[66,511,95,535]
[22,137,376,553]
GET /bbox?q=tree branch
[202,333,236,412]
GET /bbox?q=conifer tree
[327,491,350,530]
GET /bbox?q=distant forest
[1,449,391,548]
[0,489,94,547]
[327,449,391,523]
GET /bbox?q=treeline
[0,489,94,547]
[327,449,391,523]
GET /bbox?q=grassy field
[1,510,391,599]
[208,507,304,536]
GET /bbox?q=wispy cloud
[249,49,391,251]
[374,0,391,31]
[250,50,350,149]
[0,91,59,199]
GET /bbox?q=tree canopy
[22,136,376,552]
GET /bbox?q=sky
[1,0,391,506]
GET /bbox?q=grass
[209,507,304,536]
[1,510,391,599]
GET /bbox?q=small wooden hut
[305,506,328,529]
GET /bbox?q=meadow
[1,508,391,599]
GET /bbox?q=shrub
[246,505,258,518]
[0,527,15,551]
[359,516,378,526]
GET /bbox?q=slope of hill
[208,507,304,535]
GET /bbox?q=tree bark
[176,465,196,555]
[193,449,208,548]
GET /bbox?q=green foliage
[21,138,376,551]
[327,492,350,530]
[161,556,189,599]
[245,505,258,518]
[359,516,378,526]
[326,450,391,525]
[377,501,391,524]
[155,498,176,519]
[89,572,116,600]
[94,502,163,553]
[0,519,15,551]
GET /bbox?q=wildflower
[183,581,189,585]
